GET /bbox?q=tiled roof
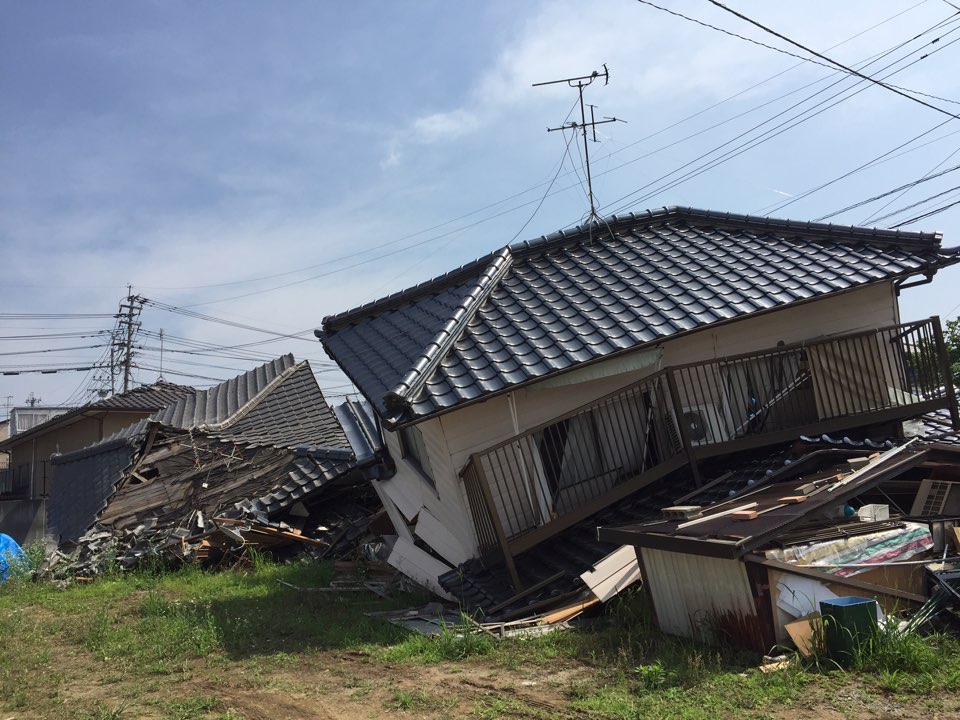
[91,381,195,411]
[0,382,195,450]
[210,363,351,450]
[320,207,958,427]
[153,355,295,429]
[151,354,347,450]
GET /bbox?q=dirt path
[33,646,960,720]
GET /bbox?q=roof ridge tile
[384,247,514,411]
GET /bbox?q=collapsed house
[44,355,385,571]
[599,423,960,652]
[317,206,960,614]
[0,382,197,544]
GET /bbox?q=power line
[814,159,960,221]
[601,23,960,218]
[888,192,960,226]
[706,0,960,120]
[871,183,960,224]
[0,343,111,357]
[860,143,960,223]
[136,4,937,307]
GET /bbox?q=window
[398,425,435,489]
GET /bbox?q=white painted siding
[641,547,756,640]
[381,283,900,575]
[414,508,473,567]
[387,537,456,600]
[383,416,478,553]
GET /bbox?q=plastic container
[819,596,878,665]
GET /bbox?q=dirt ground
[24,645,960,720]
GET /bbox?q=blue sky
[3,0,960,411]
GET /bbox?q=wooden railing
[460,317,958,589]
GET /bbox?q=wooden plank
[541,595,601,624]
[580,545,642,602]
[677,502,758,529]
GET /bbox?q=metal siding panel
[641,547,756,641]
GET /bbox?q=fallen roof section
[597,441,960,559]
[47,356,382,544]
[318,206,959,428]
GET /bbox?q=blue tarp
[0,533,27,582]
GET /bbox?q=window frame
[397,424,436,490]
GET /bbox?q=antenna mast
[534,64,624,221]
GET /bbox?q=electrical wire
[602,23,960,218]
[814,159,960,221]
[135,4,940,307]
[706,0,960,119]
[888,192,960,225]
[861,144,960,223]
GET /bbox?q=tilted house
[318,207,960,600]
[47,355,383,550]
[0,382,195,543]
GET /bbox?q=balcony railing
[460,317,958,589]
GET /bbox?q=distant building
[9,406,73,437]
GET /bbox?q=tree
[947,317,960,388]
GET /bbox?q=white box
[857,504,889,522]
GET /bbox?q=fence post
[932,316,960,429]
[666,369,703,486]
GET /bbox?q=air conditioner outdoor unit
[671,403,730,447]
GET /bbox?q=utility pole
[534,65,624,221]
[116,287,142,393]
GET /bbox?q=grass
[3,563,960,719]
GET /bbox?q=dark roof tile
[320,206,958,426]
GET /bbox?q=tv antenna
[534,64,625,221]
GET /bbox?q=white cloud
[413,109,481,143]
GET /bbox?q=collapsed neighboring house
[45,355,384,563]
[318,206,960,605]
[0,383,195,544]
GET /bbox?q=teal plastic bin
[819,596,878,665]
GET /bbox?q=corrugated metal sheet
[49,438,139,542]
[320,206,958,427]
[640,547,756,641]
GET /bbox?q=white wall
[382,282,900,565]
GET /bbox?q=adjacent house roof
[0,381,196,450]
[318,206,959,428]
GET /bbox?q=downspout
[30,437,36,499]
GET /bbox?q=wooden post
[932,316,960,429]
